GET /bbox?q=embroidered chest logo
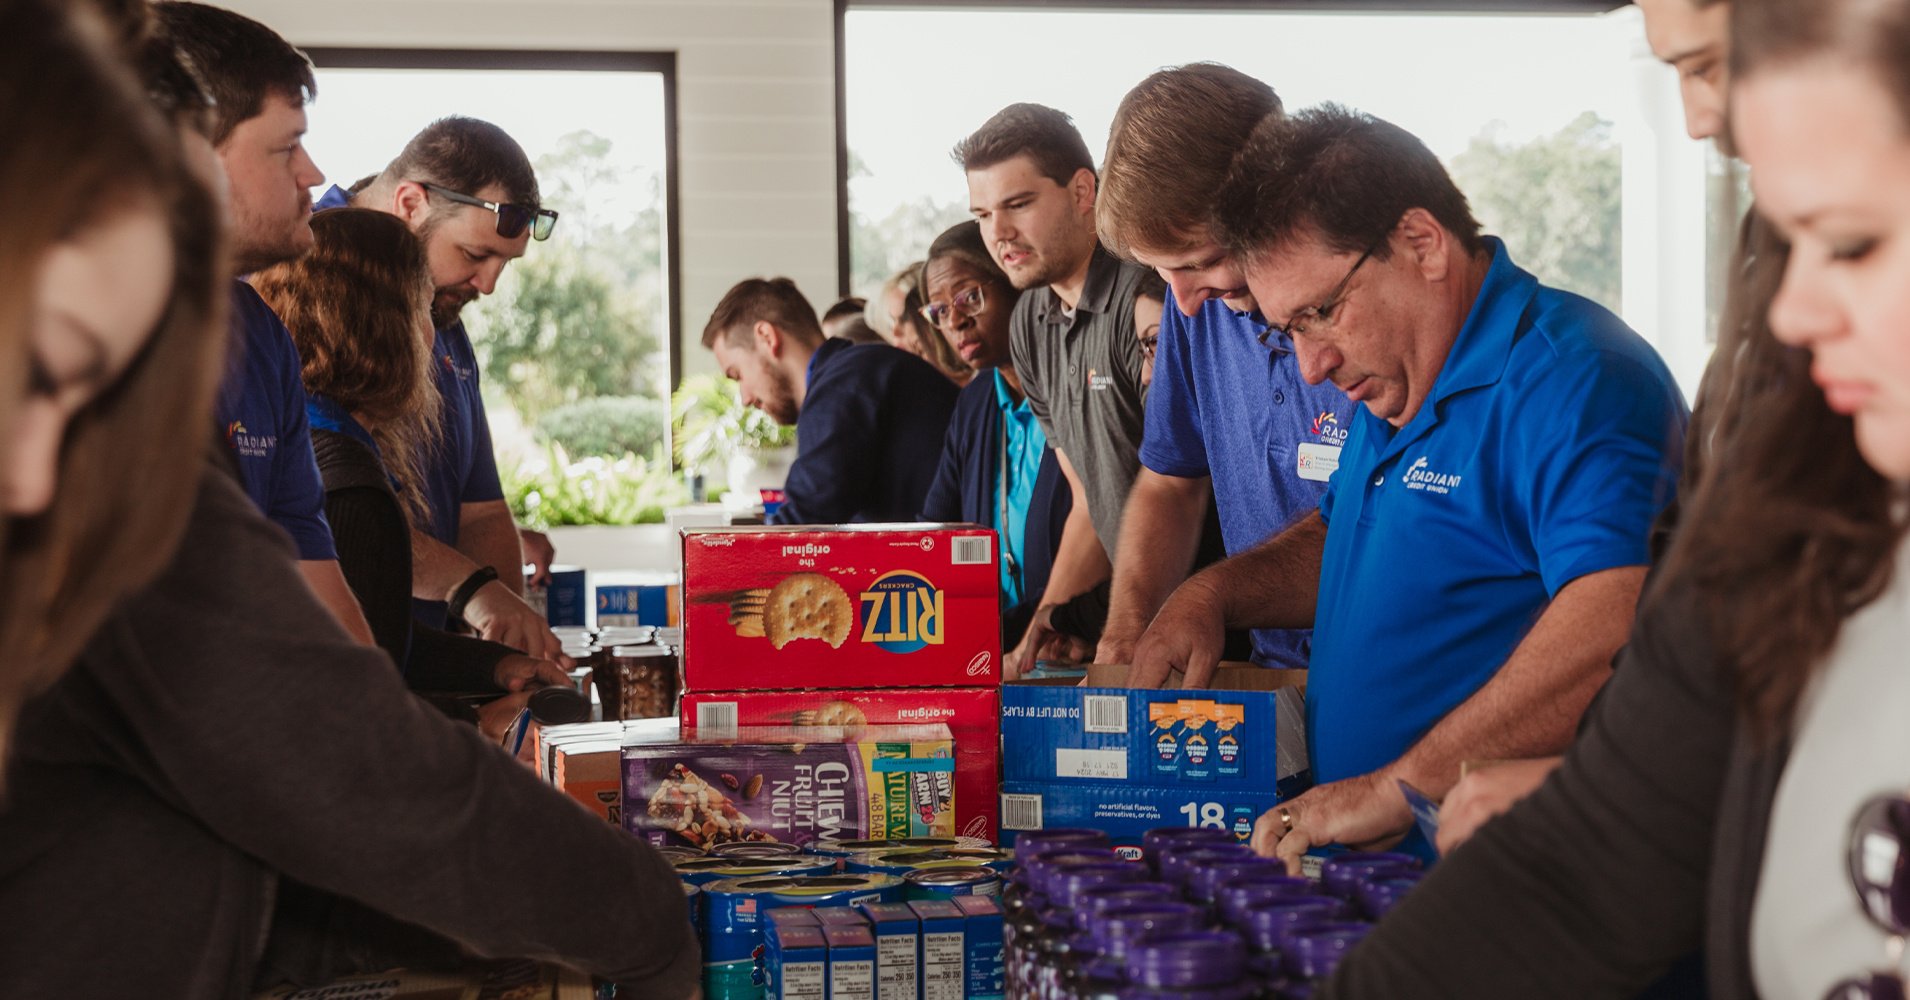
[1402,456,1464,495]
[441,353,475,381]
[1086,368,1116,392]
[225,420,276,459]
[1310,411,1349,445]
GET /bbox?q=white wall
[224,0,840,381]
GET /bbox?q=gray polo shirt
[1009,243,1150,557]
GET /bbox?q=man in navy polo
[1130,105,1688,868]
[157,1,373,645]
[701,277,956,525]
[316,118,566,661]
[1093,64,1356,672]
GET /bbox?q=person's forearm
[1101,471,1211,648]
[457,501,526,595]
[1383,565,1646,797]
[296,560,376,647]
[1203,512,1327,631]
[411,531,484,602]
[1041,504,1111,604]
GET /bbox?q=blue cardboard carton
[951,896,1003,1000]
[824,925,877,1000]
[906,901,965,1000]
[858,903,920,1000]
[999,664,1308,799]
[766,923,827,1000]
[997,779,1288,858]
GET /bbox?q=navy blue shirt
[213,280,336,560]
[1310,239,1688,795]
[1140,292,1357,668]
[920,370,1072,642]
[770,339,958,526]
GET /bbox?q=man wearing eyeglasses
[316,117,568,664]
[1130,105,1689,869]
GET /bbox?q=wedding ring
[1278,807,1295,834]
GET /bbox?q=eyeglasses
[920,285,986,330]
[417,181,559,242]
[1825,795,1910,999]
[1258,241,1381,348]
[1139,326,1160,358]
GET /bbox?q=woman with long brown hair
[253,207,568,736]
[1317,0,1910,996]
[0,0,226,768]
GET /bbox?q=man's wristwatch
[447,565,500,622]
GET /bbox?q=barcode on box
[951,536,990,565]
[1083,695,1128,734]
[696,701,738,738]
[1001,793,1043,831]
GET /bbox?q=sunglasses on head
[1825,795,1910,1000]
[417,181,558,242]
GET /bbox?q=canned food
[709,841,805,860]
[673,855,835,887]
[684,881,703,928]
[807,836,991,858]
[904,867,1001,899]
[594,643,678,721]
[843,847,1013,876]
[655,844,707,865]
[701,874,906,1000]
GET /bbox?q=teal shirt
[993,370,1047,605]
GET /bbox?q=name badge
[1296,443,1341,483]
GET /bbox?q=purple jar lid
[1141,827,1239,872]
[1117,986,1258,1000]
[1158,845,1253,889]
[1123,931,1246,989]
[1077,882,1180,930]
[1015,828,1112,865]
[1090,902,1207,958]
[1021,850,1120,895]
[1356,874,1424,920]
[1215,875,1320,927]
[1187,857,1288,904]
[1043,861,1143,906]
[1240,898,1349,954]
[1280,922,1370,981]
[1319,851,1420,899]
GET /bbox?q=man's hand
[1252,772,1414,876]
[463,581,572,666]
[519,528,556,589]
[475,690,535,751]
[494,653,574,692]
[1436,756,1563,855]
[1092,625,1140,668]
[1126,578,1227,689]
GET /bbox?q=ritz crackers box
[678,525,1001,692]
[681,688,1002,843]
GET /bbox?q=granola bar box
[678,525,1001,692]
[621,722,957,850]
[679,687,1002,842]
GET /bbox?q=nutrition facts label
[829,958,873,1000]
[783,960,825,1000]
[921,931,965,1000]
[876,937,918,1000]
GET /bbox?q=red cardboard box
[679,525,1001,692]
[681,687,1002,843]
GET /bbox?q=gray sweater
[0,466,699,998]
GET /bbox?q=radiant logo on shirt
[1310,411,1349,445]
[440,353,475,381]
[224,420,275,460]
[1402,456,1464,495]
[1086,368,1116,392]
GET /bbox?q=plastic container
[1158,845,1254,893]
[1281,922,1371,981]
[1319,851,1420,901]
[1215,875,1320,927]
[1075,882,1180,931]
[1124,932,1246,988]
[1015,828,1113,866]
[1141,828,1240,875]
[1239,898,1350,957]
[1186,857,1289,906]
[595,643,677,721]
[1066,902,1208,1000]
[1356,873,1425,921]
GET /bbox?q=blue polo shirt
[214,280,336,561]
[1309,238,1688,791]
[994,370,1047,606]
[1140,291,1356,668]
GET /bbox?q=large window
[845,6,1726,398]
[302,53,683,526]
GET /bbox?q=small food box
[679,525,1001,692]
[622,723,957,849]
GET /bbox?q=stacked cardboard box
[677,525,1003,841]
[997,664,1309,855]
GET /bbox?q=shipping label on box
[997,780,1286,856]
[681,688,1000,843]
[679,525,1000,692]
[622,724,956,849]
[999,664,1309,799]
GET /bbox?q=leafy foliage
[535,395,669,460]
[503,444,685,528]
[670,374,795,474]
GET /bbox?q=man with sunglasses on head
[317,117,567,663]
[1129,105,1689,870]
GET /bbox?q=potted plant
[670,374,797,501]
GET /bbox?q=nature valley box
[679,525,1001,692]
[621,722,956,849]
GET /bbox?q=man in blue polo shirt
[1131,105,1688,869]
[316,118,566,660]
[701,277,957,525]
[157,1,373,646]
[1093,64,1356,671]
